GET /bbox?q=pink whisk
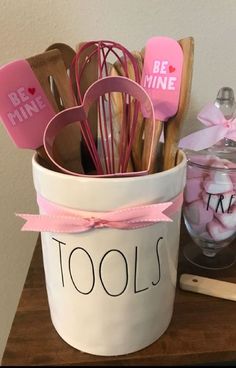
[70,40,142,176]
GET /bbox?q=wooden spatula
[30,49,73,168]
[163,37,194,171]
[46,42,77,109]
[28,49,75,112]
[28,48,84,173]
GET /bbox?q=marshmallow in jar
[184,151,236,247]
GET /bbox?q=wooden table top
[3,223,236,366]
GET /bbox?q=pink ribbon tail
[16,192,183,233]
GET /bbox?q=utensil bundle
[0,37,194,178]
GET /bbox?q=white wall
[1,0,236,362]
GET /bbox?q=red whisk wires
[70,40,142,176]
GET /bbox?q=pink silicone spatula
[0,50,80,171]
[141,36,183,173]
[0,58,55,153]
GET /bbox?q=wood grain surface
[2,221,236,366]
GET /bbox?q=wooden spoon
[46,42,77,109]
[163,37,194,171]
[140,44,163,173]
[28,49,83,171]
[32,46,83,173]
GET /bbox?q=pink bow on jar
[179,103,236,151]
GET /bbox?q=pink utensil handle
[141,36,183,121]
[43,76,155,178]
[0,59,55,149]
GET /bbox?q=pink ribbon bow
[16,192,183,233]
[179,103,236,151]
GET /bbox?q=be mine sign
[7,86,47,126]
[143,60,177,91]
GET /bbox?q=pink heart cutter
[141,36,183,121]
[43,76,156,178]
[0,59,55,149]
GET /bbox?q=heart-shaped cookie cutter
[43,75,155,177]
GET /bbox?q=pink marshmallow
[199,231,213,241]
[190,222,207,235]
[229,171,236,185]
[189,154,217,166]
[217,159,236,169]
[211,158,236,186]
[210,156,232,169]
[186,155,215,180]
[207,219,235,242]
[184,200,214,226]
[210,158,236,188]
[187,166,203,180]
[184,178,203,203]
[222,160,236,169]
[202,191,236,214]
[215,205,236,229]
[186,154,230,179]
[203,171,233,194]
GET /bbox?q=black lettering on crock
[69,247,95,295]
[134,246,149,294]
[99,249,128,297]
[50,236,165,297]
[52,237,66,287]
[152,236,162,286]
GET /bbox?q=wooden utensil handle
[180,274,236,302]
[110,64,134,173]
[142,119,163,173]
[131,110,144,171]
[37,146,61,171]
[29,48,84,173]
[163,37,194,171]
